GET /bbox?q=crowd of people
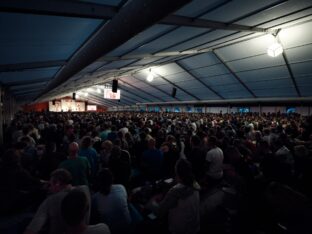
[1,110,312,234]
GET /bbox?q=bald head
[68,142,79,158]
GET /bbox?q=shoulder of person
[75,185,91,197]
[85,223,110,234]
[112,184,127,193]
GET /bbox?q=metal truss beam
[175,61,224,99]
[154,72,201,100]
[0,60,66,72]
[119,79,166,102]
[212,51,256,98]
[282,52,301,97]
[131,75,181,101]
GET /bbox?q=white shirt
[206,147,224,180]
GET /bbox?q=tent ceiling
[0,0,312,106]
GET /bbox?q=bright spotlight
[267,42,283,57]
[146,69,154,82]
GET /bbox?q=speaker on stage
[73,93,76,100]
[171,87,177,97]
[112,80,118,93]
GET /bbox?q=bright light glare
[267,42,283,57]
[84,92,88,97]
[146,73,154,82]
[97,88,101,93]
[76,94,80,99]
[87,88,92,92]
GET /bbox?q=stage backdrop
[49,100,85,112]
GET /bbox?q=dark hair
[81,136,92,149]
[98,169,113,195]
[46,142,56,153]
[190,135,201,146]
[209,136,217,146]
[175,158,195,187]
[50,169,72,185]
[61,189,88,226]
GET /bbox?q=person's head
[114,138,122,147]
[50,169,72,193]
[36,145,46,157]
[46,142,57,153]
[101,140,113,153]
[80,136,92,149]
[111,145,121,158]
[117,131,124,139]
[68,142,79,158]
[160,142,170,153]
[208,136,217,148]
[166,135,176,144]
[98,169,113,195]
[20,136,33,146]
[61,189,89,228]
[175,158,195,187]
[125,132,133,141]
[190,135,201,147]
[22,124,31,135]
[148,138,156,149]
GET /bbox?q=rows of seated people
[0,111,312,234]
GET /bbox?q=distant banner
[104,88,120,99]
[49,100,85,112]
[49,101,61,112]
[87,105,97,111]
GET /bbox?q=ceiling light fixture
[267,30,283,57]
[146,68,154,82]
[267,42,283,57]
